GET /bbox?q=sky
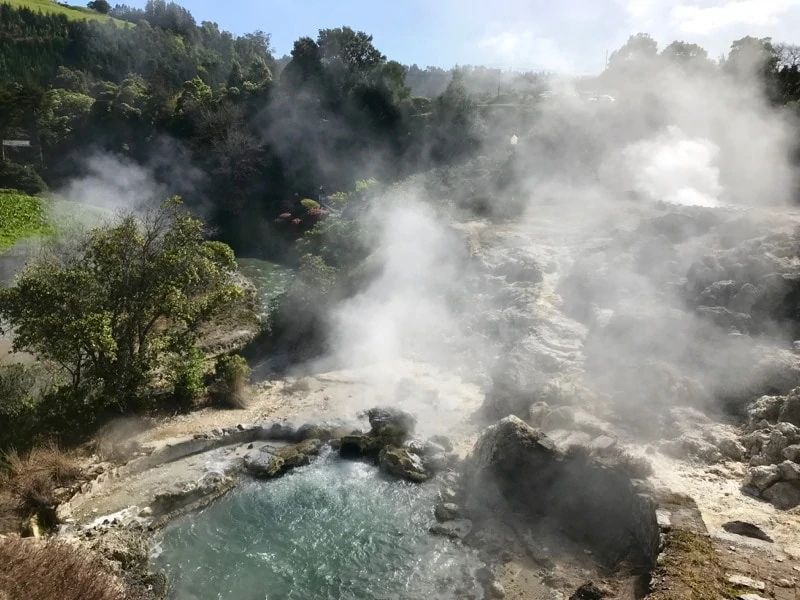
[130,0,800,74]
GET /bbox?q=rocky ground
[53,196,800,599]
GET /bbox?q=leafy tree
[608,33,658,69]
[37,89,95,146]
[661,41,711,67]
[0,198,244,411]
[87,0,111,14]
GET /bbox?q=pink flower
[292,218,302,225]
[279,212,292,219]
[307,208,323,217]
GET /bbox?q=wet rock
[698,280,740,307]
[762,482,800,509]
[244,439,323,478]
[569,582,606,600]
[434,502,462,522]
[429,519,472,539]
[295,422,349,442]
[378,446,430,483]
[721,521,773,543]
[339,434,377,458]
[746,465,780,491]
[366,407,416,441]
[527,401,550,427]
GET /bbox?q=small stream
[153,452,484,600]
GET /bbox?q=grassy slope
[0,190,115,252]
[2,0,127,25]
[0,189,53,252]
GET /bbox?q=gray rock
[746,465,780,491]
[778,460,800,480]
[762,481,800,509]
[779,390,800,427]
[746,395,785,430]
[487,581,506,598]
[423,453,450,474]
[782,444,800,462]
[429,519,473,539]
[542,407,575,431]
[721,521,773,542]
[378,446,430,483]
[244,439,323,478]
[589,435,618,454]
[434,502,462,522]
[718,438,746,461]
[727,574,766,591]
[428,435,453,452]
[528,401,550,427]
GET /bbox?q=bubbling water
[154,452,483,600]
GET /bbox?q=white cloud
[671,0,798,35]
[477,27,575,72]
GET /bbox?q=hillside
[2,0,125,24]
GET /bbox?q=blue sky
[130,0,800,74]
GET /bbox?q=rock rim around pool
[338,407,456,482]
[243,438,325,478]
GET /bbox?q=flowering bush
[279,212,292,219]
[292,218,302,225]
[307,208,323,217]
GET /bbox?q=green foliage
[0,197,243,413]
[0,164,48,196]
[0,188,52,251]
[169,346,206,410]
[354,178,378,193]
[0,364,50,450]
[300,198,320,210]
[296,217,368,270]
[37,89,95,146]
[210,354,250,409]
[87,0,110,14]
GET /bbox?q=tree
[725,36,778,79]
[87,0,111,14]
[0,198,244,411]
[37,89,95,147]
[661,41,710,67]
[608,33,658,70]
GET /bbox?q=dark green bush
[210,354,251,409]
[0,161,48,195]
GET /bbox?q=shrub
[0,442,83,533]
[170,347,207,411]
[0,537,126,600]
[209,354,251,409]
[300,198,320,210]
[0,161,48,195]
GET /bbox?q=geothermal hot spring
[153,450,483,600]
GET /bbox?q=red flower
[292,218,302,225]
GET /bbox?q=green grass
[0,189,53,252]
[2,0,128,25]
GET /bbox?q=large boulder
[244,439,323,478]
[762,482,800,510]
[466,417,659,568]
[378,446,430,483]
[339,407,417,461]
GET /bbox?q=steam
[618,126,724,207]
[299,38,800,437]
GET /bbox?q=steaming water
[154,453,483,600]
